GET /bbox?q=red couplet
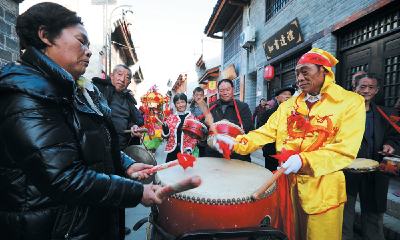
[156,191,279,238]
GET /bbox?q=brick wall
[0,0,22,66]
[220,0,380,102]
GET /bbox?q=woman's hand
[127,163,153,180]
[141,184,164,207]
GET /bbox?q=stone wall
[0,0,22,66]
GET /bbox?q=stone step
[354,199,400,240]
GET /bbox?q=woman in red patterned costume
[162,93,198,162]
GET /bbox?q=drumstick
[379,151,400,158]
[123,129,148,133]
[155,175,201,198]
[130,153,196,179]
[154,115,163,124]
[251,167,286,200]
[130,160,179,179]
[198,100,217,135]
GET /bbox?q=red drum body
[207,120,244,150]
[155,157,278,238]
[182,119,207,140]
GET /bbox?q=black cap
[274,87,295,97]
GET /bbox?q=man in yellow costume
[214,48,366,240]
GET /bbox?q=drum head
[344,158,379,173]
[123,145,157,184]
[155,157,276,202]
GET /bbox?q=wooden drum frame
[182,119,208,141]
[154,157,278,238]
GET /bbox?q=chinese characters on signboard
[263,18,304,60]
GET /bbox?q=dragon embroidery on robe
[286,108,338,152]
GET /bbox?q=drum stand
[132,206,289,240]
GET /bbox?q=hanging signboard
[208,81,217,95]
[263,18,304,60]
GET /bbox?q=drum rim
[184,119,207,129]
[157,181,277,204]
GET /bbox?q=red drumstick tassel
[217,140,232,161]
[177,153,196,170]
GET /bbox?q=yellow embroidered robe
[233,76,365,214]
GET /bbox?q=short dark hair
[113,64,132,79]
[354,73,382,88]
[260,98,265,103]
[173,93,187,105]
[218,79,234,89]
[16,2,83,50]
[193,87,204,95]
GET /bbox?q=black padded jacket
[0,47,144,240]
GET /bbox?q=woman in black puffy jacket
[0,3,162,240]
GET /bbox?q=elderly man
[259,86,295,171]
[253,98,268,129]
[351,71,365,92]
[215,48,365,239]
[93,65,144,150]
[205,79,254,162]
[342,73,400,240]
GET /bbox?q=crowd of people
[1,2,400,240]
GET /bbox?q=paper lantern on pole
[264,66,274,80]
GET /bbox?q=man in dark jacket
[259,87,294,171]
[93,64,144,149]
[342,73,400,240]
[190,87,207,157]
[205,79,254,162]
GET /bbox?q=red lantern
[264,66,274,80]
[212,95,217,102]
[209,97,212,103]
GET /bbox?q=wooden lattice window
[344,64,369,91]
[340,8,399,50]
[384,55,400,107]
[265,0,291,22]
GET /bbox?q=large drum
[207,120,245,150]
[182,119,208,140]
[154,157,278,238]
[123,145,157,184]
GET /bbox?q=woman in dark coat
[0,3,162,240]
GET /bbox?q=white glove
[280,154,302,174]
[213,135,238,154]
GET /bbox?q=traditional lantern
[264,66,274,80]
